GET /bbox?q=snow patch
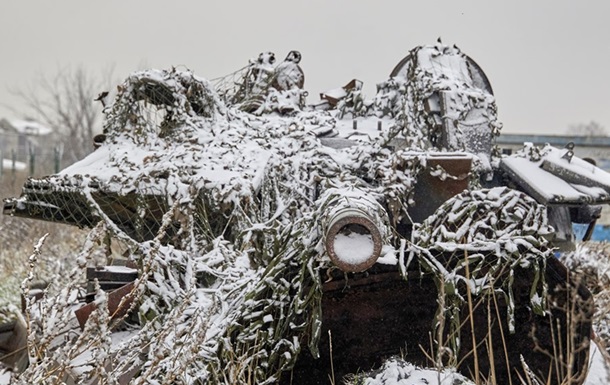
[333,231,374,265]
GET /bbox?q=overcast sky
[0,1,608,135]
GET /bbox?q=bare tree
[10,66,114,164]
[567,121,608,137]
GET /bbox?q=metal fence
[0,131,62,177]
[0,147,62,176]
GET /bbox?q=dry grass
[0,172,87,320]
[562,242,610,355]
[2,170,609,384]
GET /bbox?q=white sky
[0,0,608,135]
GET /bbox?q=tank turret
[3,44,607,385]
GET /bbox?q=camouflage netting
[212,50,307,115]
[4,43,565,384]
[410,187,555,367]
[7,66,448,384]
[374,44,502,175]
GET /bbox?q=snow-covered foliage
[344,357,474,385]
[0,192,86,324]
[410,187,555,365]
[10,62,463,384]
[4,43,600,384]
[561,243,610,354]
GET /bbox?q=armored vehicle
[4,43,609,384]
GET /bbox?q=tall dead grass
[562,243,610,355]
[0,172,87,320]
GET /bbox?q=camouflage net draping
[410,187,555,367]
[5,44,547,384]
[11,68,432,384]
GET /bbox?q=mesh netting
[4,45,579,384]
[408,187,556,367]
[210,51,306,115]
[5,67,433,384]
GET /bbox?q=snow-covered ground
[586,341,610,385]
[1,159,25,171]
[2,340,608,384]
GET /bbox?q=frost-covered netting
[374,44,502,174]
[8,67,446,384]
[409,187,555,365]
[5,43,591,384]
[212,50,307,115]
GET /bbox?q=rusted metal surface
[86,267,138,282]
[85,266,138,301]
[75,281,135,330]
[408,155,472,223]
[325,208,383,272]
[319,79,362,107]
[282,257,592,385]
[20,280,48,313]
[0,316,28,372]
[283,265,439,384]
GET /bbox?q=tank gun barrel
[321,189,390,272]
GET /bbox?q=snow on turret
[374,43,501,175]
[1,43,598,385]
[273,50,305,91]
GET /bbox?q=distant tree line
[9,66,115,165]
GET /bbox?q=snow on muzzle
[325,207,385,272]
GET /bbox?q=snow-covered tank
[4,43,609,384]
